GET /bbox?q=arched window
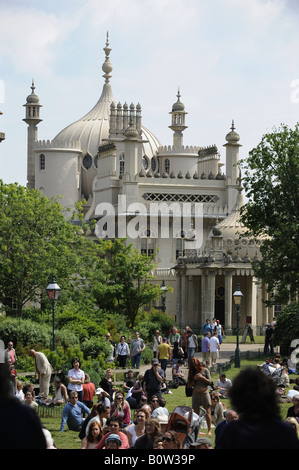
[39,154,45,171]
[164,158,170,173]
[82,154,92,170]
[119,153,125,175]
[141,228,156,256]
[175,229,196,259]
[142,155,149,170]
[151,157,157,173]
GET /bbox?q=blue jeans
[188,347,196,366]
[131,353,142,368]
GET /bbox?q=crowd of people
[2,323,299,449]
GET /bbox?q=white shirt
[67,368,85,392]
[210,336,220,352]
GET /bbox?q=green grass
[40,353,296,449]
[222,335,265,344]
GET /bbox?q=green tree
[0,181,97,316]
[91,239,162,327]
[239,124,299,305]
[272,302,299,356]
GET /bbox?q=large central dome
[53,34,161,158]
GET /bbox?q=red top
[82,382,95,402]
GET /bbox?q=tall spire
[102,31,113,84]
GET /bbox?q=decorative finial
[177,87,181,101]
[102,32,113,84]
[231,120,235,131]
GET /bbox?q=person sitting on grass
[59,391,91,432]
[94,416,130,449]
[105,433,122,449]
[81,421,103,449]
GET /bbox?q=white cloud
[0,6,81,76]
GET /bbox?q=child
[16,381,25,400]
[105,433,122,449]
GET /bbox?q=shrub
[80,337,111,360]
[0,317,52,349]
[273,302,299,355]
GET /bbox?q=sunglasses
[162,436,174,442]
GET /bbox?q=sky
[1,0,299,187]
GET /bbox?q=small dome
[124,121,139,139]
[225,120,240,143]
[172,89,185,112]
[26,82,40,104]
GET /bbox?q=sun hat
[105,433,122,445]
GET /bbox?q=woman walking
[187,357,212,435]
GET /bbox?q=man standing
[5,341,17,365]
[202,319,213,336]
[157,337,172,373]
[59,391,91,432]
[201,332,211,367]
[210,332,220,366]
[187,329,198,366]
[143,358,165,401]
[129,332,145,369]
[168,325,180,347]
[264,323,274,355]
[105,332,116,363]
[29,349,53,399]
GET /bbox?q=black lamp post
[160,280,168,313]
[233,283,243,368]
[46,275,61,352]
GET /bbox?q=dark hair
[229,367,280,421]
[163,430,182,449]
[107,416,122,426]
[71,358,81,368]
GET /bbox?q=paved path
[137,342,268,380]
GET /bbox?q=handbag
[185,384,193,397]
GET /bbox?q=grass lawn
[40,351,297,449]
[222,335,265,344]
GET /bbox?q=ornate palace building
[23,34,275,333]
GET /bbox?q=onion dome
[172,88,185,112]
[26,80,40,104]
[53,33,161,158]
[225,120,240,143]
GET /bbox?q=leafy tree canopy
[239,124,299,305]
[91,239,162,327]
[0,181,97,316]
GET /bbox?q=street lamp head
[160,280,168,295]
[46,275,61,301]
[233,283,243,307]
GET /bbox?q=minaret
[169,88,188,147]
[223,120,242,211]
[23,80,42,189]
